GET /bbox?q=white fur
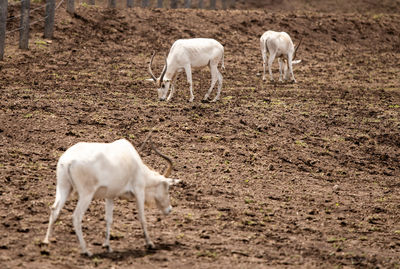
[43,139,178,256]
[260,31,301,82]
[149,38,225,102]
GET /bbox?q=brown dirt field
[1,0,400,268]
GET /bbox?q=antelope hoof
[146,241,155,249]
[82,250,93,257]
[102,244,113,253]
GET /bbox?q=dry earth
[1,0,400,268]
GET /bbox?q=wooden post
[171,0,177,8]
[142,0,149,7]
[67,0,74,13]
[19,0,30,50]
[108,0,116,8]
[0,0,7,60]
[210,0,216,9]
[184,0,191,8]
[44,0,55,39]
[157,0,163,8]
[127,0,133,8]
[198,0,203,8]
[222,0,227,9]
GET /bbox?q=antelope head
[148,52,170,101]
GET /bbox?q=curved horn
[148,51,157,82]
[293,37,302,61]
[150,142,173,178]
[137,127,155,152]
[159,57,168,87]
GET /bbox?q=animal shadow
[93,242,182,261]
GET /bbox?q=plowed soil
[1,0,400,268]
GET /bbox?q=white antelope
[148,38,225,102]
[260,31,302,82]
[43,139,179,256]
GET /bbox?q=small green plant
[245,220,256,226]
[244,198,254,204]
[110,232,124,240]
[197,250,217,258]
[35,39,48,48]
[320,112,329,118]
[359,236,368,241]
[372,13,384,20]
[92,256,102,266]
[184,213,193,222]
[295,140,307,147]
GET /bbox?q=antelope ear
[167,178,181,185]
